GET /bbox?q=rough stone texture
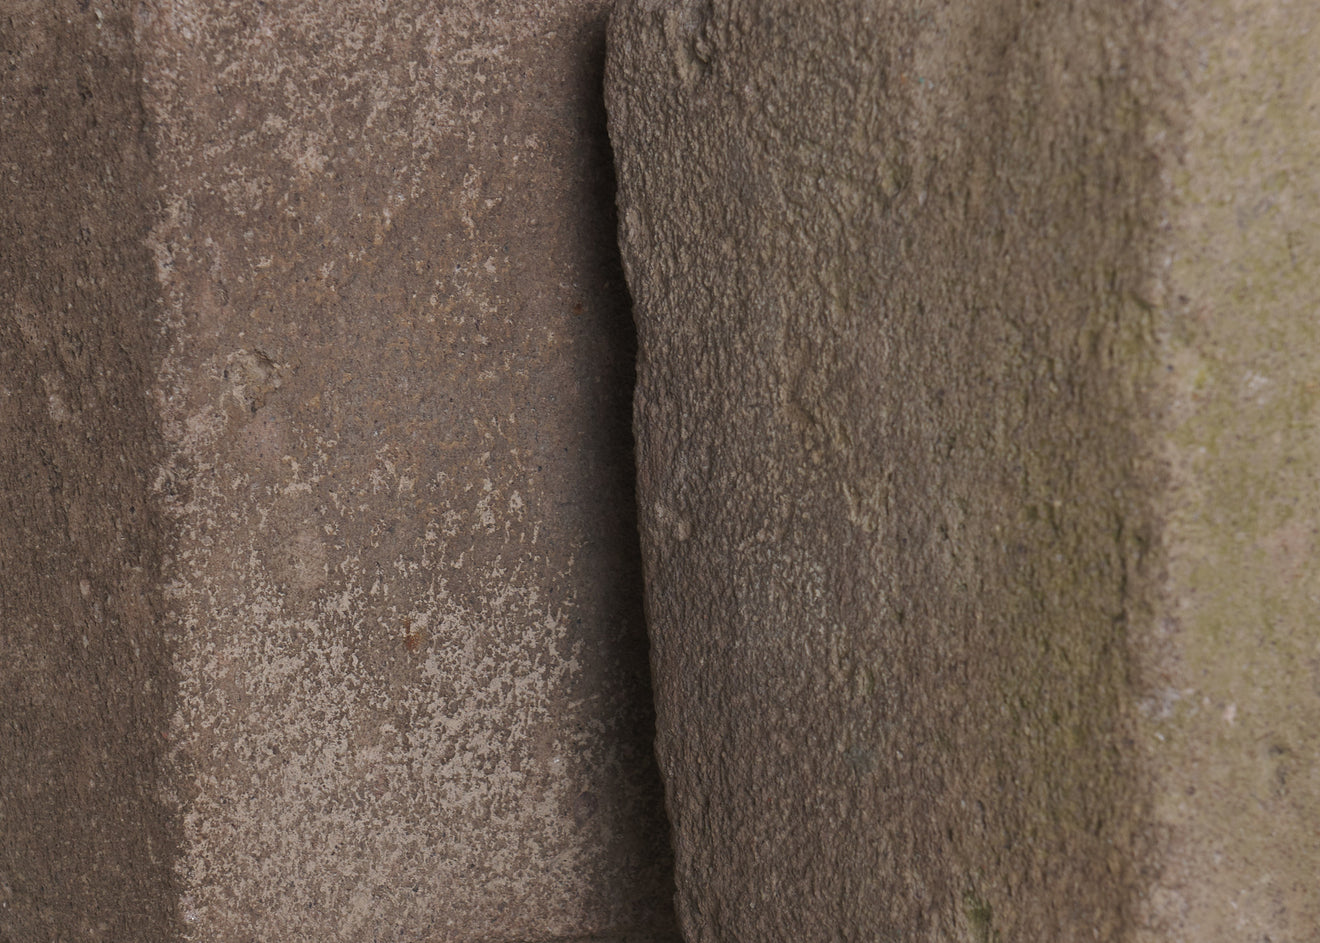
[1,4,180,942]
[3,2,676,942]
[137,1,675,940]
[607,1,1319,940]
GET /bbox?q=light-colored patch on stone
[1139,1,1320,939]
[159,441,593,937]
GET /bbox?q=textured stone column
[3,2,675,941]
[1,4,178,940]
[138,1,674,940]
[607,1,1320,940]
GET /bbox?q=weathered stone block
[607,0,1320,939]
[1,4,178,940]
[140,1,674,939]
[3,1,676,941]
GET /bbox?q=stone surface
[607,0,1320,940]
[3,2,676,942]
[1,4,180,941]
[1146,3,1320,938]
[138,1,675,940]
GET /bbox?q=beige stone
[3,1,675,941]
[607,0,1320,940]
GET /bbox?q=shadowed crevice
[559,11,680,938]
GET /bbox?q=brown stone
[3,1,675,941]
[142,1,675,939]
[1,4,180,940]
[607,0,1320,940]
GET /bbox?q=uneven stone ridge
[607,0,1320,940]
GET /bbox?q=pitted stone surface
[608,1,1320,940]
[137,1,674,940]
[3,4,676,939]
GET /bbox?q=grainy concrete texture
[3,1,676,942]
[607,1,1320,941]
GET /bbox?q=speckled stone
[607,1,1320,940]
[5,1,675,941]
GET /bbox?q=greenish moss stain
[963,891,999,943]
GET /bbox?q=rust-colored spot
[403,620,426,654]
